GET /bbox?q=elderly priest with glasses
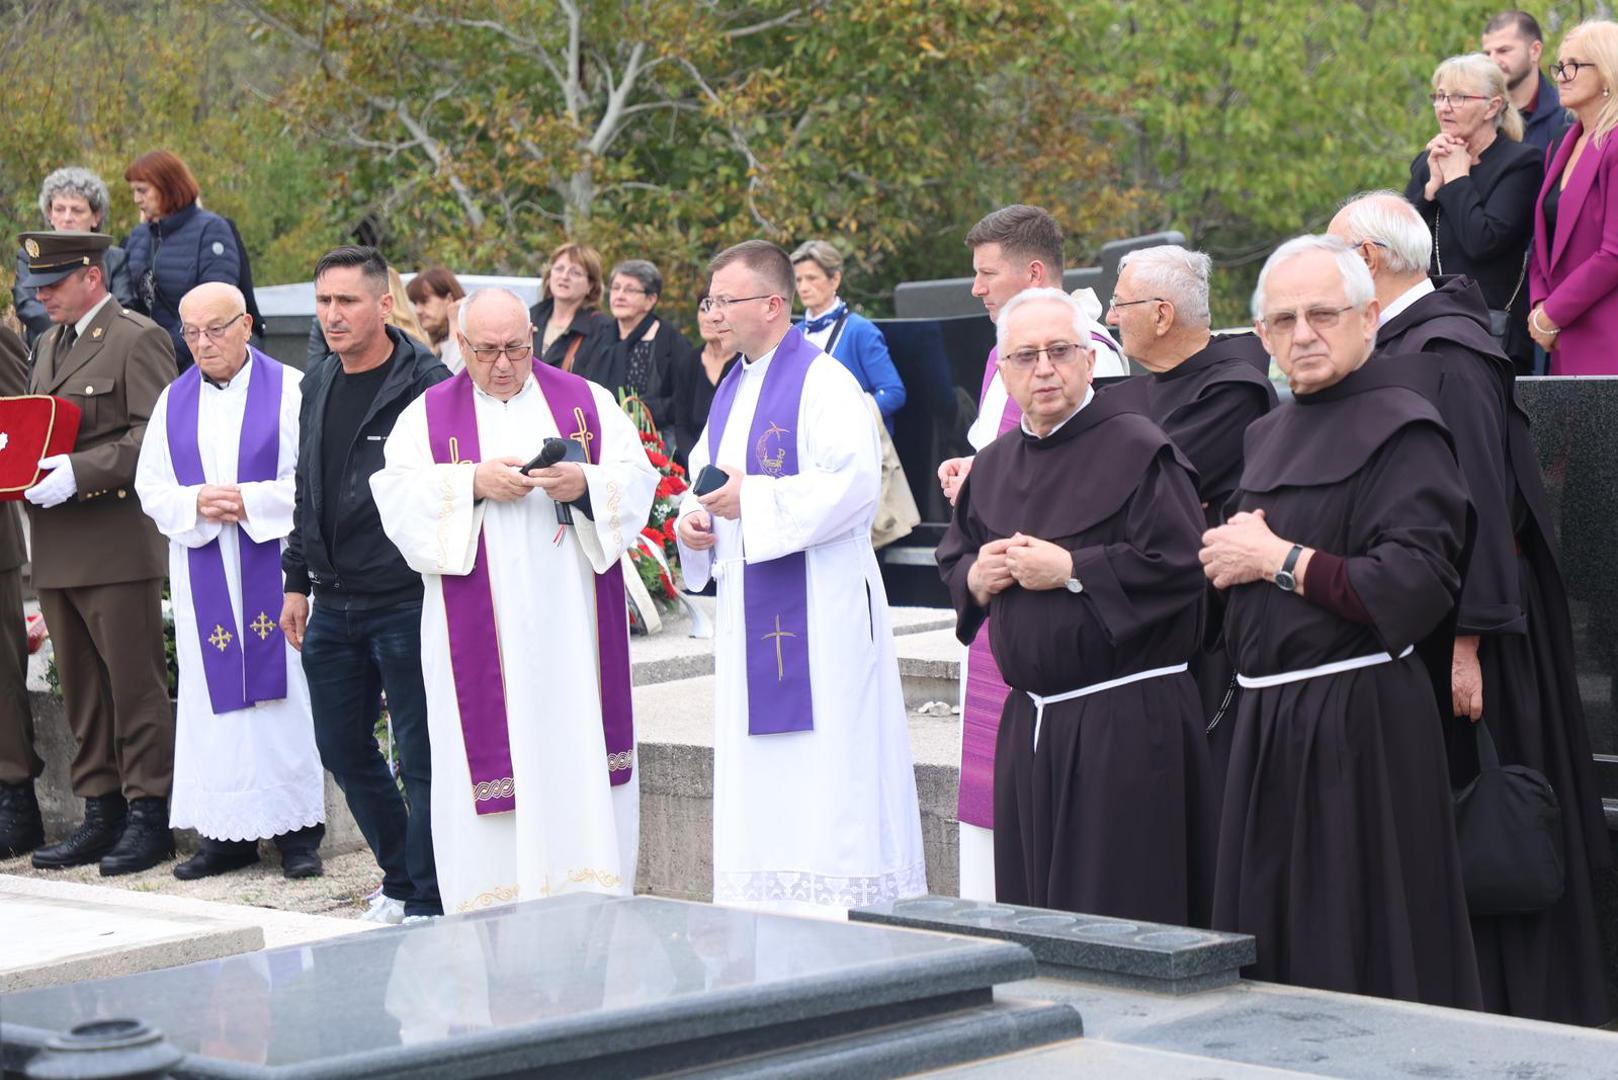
[135,283,325,880]
[936,287,1215,927]
[1201,235,1482,1008]
[675,240,926,918]
[372,288,656,913]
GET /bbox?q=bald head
[179,281,252,382]
[459,288,535,401]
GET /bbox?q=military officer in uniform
[0,322,39,858]
[17,231,179,875]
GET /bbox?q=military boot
[0,782,44,858]
[99,796,175,877]
[32,793,127,869]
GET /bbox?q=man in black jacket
[279,246,449,923]
[1482,11,1571,156]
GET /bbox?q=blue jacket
[1523,70,1572,158]
[826,310,905,429]
[123,201,241,367]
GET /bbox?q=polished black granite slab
[0,895,1080,1079]
[851,896,1255,993]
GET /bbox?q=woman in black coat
[1406,52,1546,373]
[668,287,738,471]
[575,259,693,434]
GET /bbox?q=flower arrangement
[618,392,687,613]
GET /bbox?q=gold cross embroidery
[207,624,234,652]
[569,407,594,463]
[448,436,463,465]
[761,614,797,681]
[250,612,276,641]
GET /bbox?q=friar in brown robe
[1201,236,1482,1010]
[937,287,1214,927]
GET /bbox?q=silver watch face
[1065,577,1084,594]
[1274,570,1296,591]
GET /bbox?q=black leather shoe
[280,849,324,880]
[173,841,259,881]
[0,782,44,859]
[99,797,174,876]
[32,794,127,869]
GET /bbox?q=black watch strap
[1274,543,1304,590]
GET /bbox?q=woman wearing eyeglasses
[525,242,611,372]
[1405,54,1543,374]
[575,260,693,437]
[1528,21,1618,375]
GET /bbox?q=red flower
[641,526,664,543]
[656,476,679,500]
[663,518,677,541]
[646,451,670,469]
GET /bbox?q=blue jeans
[302,600,440,916]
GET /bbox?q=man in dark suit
[17,231,179,876]
[0,322,40,857]
[1482,11,1571,156]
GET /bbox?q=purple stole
[164,348,288,715]
[704,327,816,735]
[958,345,1023,828]
[422,361,634,817]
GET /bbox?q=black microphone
[524,438,573,526]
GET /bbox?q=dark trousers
[0,565,39,785]
[38,578,172,799]
[302,600,440,916]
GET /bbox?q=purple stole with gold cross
[422,359,634,816]
[703,326,816,735]
[164,348,289,714]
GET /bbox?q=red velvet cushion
[0,396,83,500]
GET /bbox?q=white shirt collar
[472,370,539,405]
[805,296,843,321]
[741,338,783,372]
[1377,278,1435,327]
[1020,384,1096,439]
[203,350,253,392]
[74,293,114,338]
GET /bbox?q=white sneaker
[360,894,405,924]
[401,914,436,926]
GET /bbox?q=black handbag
[1434,207,1524,347]
[1451,718,1565,916]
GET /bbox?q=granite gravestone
[0,894,1081,1079]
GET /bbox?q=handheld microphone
[524,438,574,527]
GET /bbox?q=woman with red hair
[123,150,241,368]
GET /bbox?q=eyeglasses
[467,343,534,363]
[1259,304,1355,338]
[1553,59,1595,81]
[698,294,776,314]
[1108,296,1164,311]
[179,313,245,344]
[550,265,587,281]
[1001,341,1089,369]
[610,283,648,297]
[1429,92,1489,108]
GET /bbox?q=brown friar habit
[1100,333,1278,787]
[1378,277,1610,1027]
[936,390,1215,927]
[1213,353,1484,1010]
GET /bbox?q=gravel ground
[0,847,384,919]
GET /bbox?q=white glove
[23,455,77,508]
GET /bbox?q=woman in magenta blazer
[1529,20,1618,374]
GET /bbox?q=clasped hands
[472,456,586,504]
[1199,509,1292,590]
[968,533,1072,605]
[1422,132,1473,197]
[197,484,246,524]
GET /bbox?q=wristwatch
[1065,575,1084,594]
[1273,544,1304,592]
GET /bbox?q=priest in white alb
[371,287,656,914]
[676,241,926,918]
[134,282,325,880]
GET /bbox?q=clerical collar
[73,293,114,339]
[741,339,783,371]
[203,351,252,391]
[1020,384,1096,439]
[1378,278,1435,327]
[472,371,537,404]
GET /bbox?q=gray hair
[996,287,1095,353]
[789,239,845,276]
[1251,235,1376,319]
[610,259,663,299]
[458,287,530,338]
[1333,190,1432,274]
[1116,245,1213,327]
[38,167,111,224]
[1434,53,1524,141]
